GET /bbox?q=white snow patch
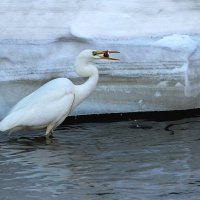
[171,63,188,74]
[154,35,197,54]
[155,91,161,97]
[157,81,168,87]
[175,82,183,87]
[138,99,143,104]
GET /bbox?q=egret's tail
[0,111,22,132]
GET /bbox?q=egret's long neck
[73,56,99,107]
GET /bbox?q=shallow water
[0,116,200,200]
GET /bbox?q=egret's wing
[10,78,73,113]
[0,78,75,131]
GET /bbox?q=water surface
[0,116,200,200]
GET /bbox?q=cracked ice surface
[0,0,200,118]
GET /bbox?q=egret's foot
[45,133,53,140]
[45,137,53,145]
[45,132,54,144]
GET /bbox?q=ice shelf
[0,0,200,118]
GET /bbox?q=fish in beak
[93,50,120,60]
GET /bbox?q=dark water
[0,116,200,200]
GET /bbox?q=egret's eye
[92,51,97,56]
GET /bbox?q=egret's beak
[96,50,120,61]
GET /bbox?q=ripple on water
[0,117,200,199]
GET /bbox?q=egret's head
[78,49,120,62]
[75,49,120,76]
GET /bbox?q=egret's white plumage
[0,49,119,138]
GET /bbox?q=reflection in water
[0,117,200,200]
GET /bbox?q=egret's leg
[50,129,54,137]
[45,124,54,139]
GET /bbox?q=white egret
[0,49,119,138]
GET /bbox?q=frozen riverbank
[1,35,200,118]
[0,1,200,118]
